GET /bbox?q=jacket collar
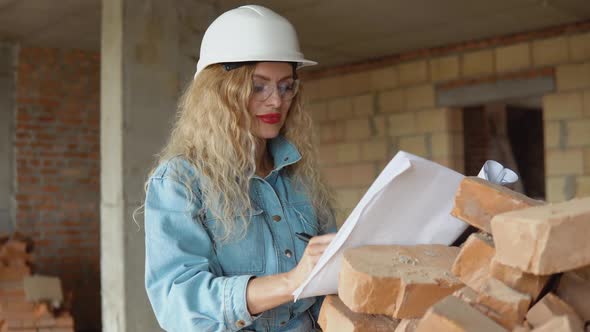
[267,135,302,172]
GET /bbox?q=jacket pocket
[290,202,319,236]
[204,209,266,276]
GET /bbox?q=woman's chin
[252,126,283,139]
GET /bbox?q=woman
[144,5,337,332]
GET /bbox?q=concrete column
[100,0,215,330]
[0,42,16,235]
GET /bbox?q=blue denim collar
[268,135,302,173]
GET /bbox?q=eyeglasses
[251,79,300,102]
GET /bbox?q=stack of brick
[0,236,74,332]
[318,176,590,332]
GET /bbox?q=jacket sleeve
[144,175,258,332]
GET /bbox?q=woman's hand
[286,233,336,294]
[245,232,336,315]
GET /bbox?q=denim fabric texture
[144,136,336,331]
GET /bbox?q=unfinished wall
[15,47,100,331]
[0,42,16,235]
[304,25,590,225]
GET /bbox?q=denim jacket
[144,136,336,332]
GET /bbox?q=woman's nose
[265,88,283,108]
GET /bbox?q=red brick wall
[15,47,100,332]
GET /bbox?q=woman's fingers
[308,233,336,245]
[305,244,325,256]
[305,233,336,256]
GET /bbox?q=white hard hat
[195,5,317,77]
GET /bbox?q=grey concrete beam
[437,76,555,108]
[100,0,215,331]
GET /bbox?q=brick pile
[0,235,74,332]
[319,176,590,331]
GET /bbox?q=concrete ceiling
[0,0,589,69]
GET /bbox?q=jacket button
[235,320,246,328]
[284,249,292,258]
[272,215,281,222]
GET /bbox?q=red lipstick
[256,113,281,124]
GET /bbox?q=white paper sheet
[292,151,518,300]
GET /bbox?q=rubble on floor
[0,234,74,332]
[319,177,590,332]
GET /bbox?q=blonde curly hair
[144,63,334,242]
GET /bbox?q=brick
[546,149,584,176]
[545,176,570,202]
[451,177,543,233]
[389,112,417,136]
[399,60,428,85]
[531,315,583,332]
[360,140,388,162]
[323,163,376,188]
[318,295,400,332]
[512,326,531,332]
[0,281,26,300]
[566,119,590,147]
[23,275,63,303]
[373,115,388,137]
[335,189,364,209]
[429,56,459,82]
[1,240,27,253]
[433,133,462,159]
[318,72,372,99]
[379,89,405,113]
[339,245,462,319]
[0,265,31,282]
[526,293,582,328]
[543,121,560,148]
[462,50,494,77]
[489,259,549,301]
[556,63,590,91]
[319,121,346,143]
[432,157,463,172]
[556,270,590,321]
[352,94,374,116]
[320,143,361,164]
[431,133,453,158]
[495,43,531,73]
[543,92,583,120]
[577,176,590,197]
[345,118,372,139]
[370,65,399,90]
[416,295,506,332]
[416,108,450,133]
[2,301,49,321]
[451,233,495,290]
[452,286,479,305]
[570,31,590,62]
[475,278,531,329]
[491,197,590,275]
[307,102,328,123]
[405,85,435,111]
[303,79,322,101]
[532,37,569,66]
[394,319,420,332]
[399,136,428,158]
[327,97,353,120]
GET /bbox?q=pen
[295,232,313,243]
